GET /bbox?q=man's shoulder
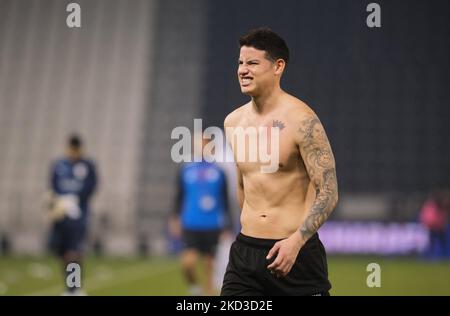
[280,95,321,144]
[180,162,204,174]
[224,102,250,127]
[52,158,68,168]
[282,94,316,120]
[82,158,96,166]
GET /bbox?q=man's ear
[274,59,286,76]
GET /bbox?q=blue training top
[50,158,98,219]
[175,161,230,231]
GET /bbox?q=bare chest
[228,116,301,174]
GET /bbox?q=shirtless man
[220,28,338,296]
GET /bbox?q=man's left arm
[297,113,338,243]
[80,161,98,199]
[267,112,338,276]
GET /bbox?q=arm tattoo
[298,115,338,243]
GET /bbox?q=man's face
[67,146,82,161]
[191,133,213,157]
[238,46,276,96]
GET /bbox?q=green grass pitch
[0,255,449,296]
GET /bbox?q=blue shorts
[48,218,87,257]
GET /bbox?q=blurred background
[0,0,449,295]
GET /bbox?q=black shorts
[221,233,331,296]
[48,218,87,257]
[182,229,221,255]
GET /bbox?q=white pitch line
[27,262,178,296]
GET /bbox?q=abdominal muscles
[240,173,315,239]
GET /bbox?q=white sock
[189,285,202,296]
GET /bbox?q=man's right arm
[236,164,244,210]
[50,161,61,194]
[224,112,245,211]
[168,168,183,238]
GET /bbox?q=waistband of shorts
[236,232,319,249]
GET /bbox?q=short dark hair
[239,28,289,64]
[68,134,82,149]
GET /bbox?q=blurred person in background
[47,134,98,295]
[420,189,449,259]
[168,135,233,296]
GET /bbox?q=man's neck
[68,156,82,162]
[251,85,283,115]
